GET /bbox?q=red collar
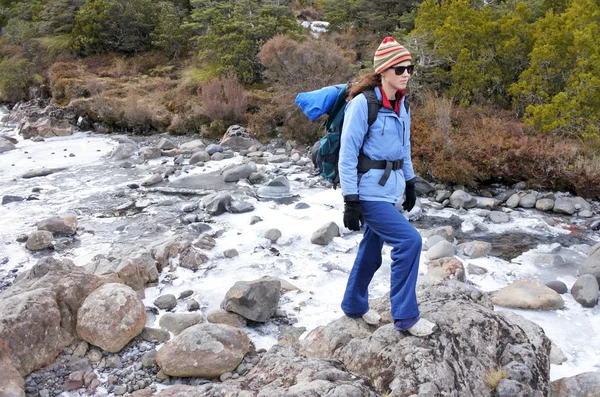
[379,87,405,115]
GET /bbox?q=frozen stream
[1,107,599,384]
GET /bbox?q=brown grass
[484,368,510,390]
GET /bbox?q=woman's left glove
[403,178,417,212]
[343,195,363,231]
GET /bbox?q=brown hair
[347,72,381,102]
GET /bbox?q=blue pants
[341,200,422,321]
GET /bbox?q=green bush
[0,57,40,102]
[71,0,160,54]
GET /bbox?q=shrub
[411,94,600,198]
[0,57,40,103]
[198,74,248,124]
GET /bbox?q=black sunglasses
[391,64,415,75]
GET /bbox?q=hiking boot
[407,318,437,337]
[362,309,381,325]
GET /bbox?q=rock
[570,274,599,308]
[248,172,267,185]
[267,154,289,163]
[229,201,255,214]
[550,341,568,365]
[223,249,239,258]
[25,230,54,250]
[300,282,550,397]
[0,343,25,397]
[76,283,146,353]
[506,193,521,208]
[141,173,164,187]
[187,299,200,311]
[423,235,446,250]
[220,128,261,150]
[545,280,568,294]
[278,325,307,347]
[141,350,158,368]
[37,216,78,236]
[2,195,25,205]
[22,167,66,179]
[202,191,232,216]
[207,310,247,328]
[426,240,455,260]
[250,216,262,225]
[189,151,210,164]
[467,264,488,275]
[110,143,138,160]
[140,147,162,160]
[0,139,16,153]
[531,253,564,267]
[550,371,600,397]
[457,241,492,259]
[489,211,510,223]
[84,253,159,294]
[579,210,593,218]
[179,139,205,151]
[264,228,282,243]
[553,198,576,215]
[475,197,498,209]
[157,138,177,150]
[519,193,537,208]
[435,190,452,203]
[154,294,177,310]
[140,327,171,343]
[159,312,204,335]
[223,164,254,182]
[155,323,250,377]
[491,279,564,310]
[580,242,600,285]
[0,257,103,374]
[535,198,555,212]
[221,278,281,322]
[426,257,465,283]
[179,247,209,271]
[205,144,223,155]
[421,226,454,242]
[151,238,191,270]
[256,176,291,198]
[414,177,436,196]
[311,222,340,245]
[449,190,477,209]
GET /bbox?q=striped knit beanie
[373,36,412,75]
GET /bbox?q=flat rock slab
[22,167,67,179]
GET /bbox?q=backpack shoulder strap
[362,89,381,127]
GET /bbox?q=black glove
[343,195,363,231]
[403,178,417,212]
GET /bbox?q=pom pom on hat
[373,36,412,75]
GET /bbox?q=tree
[190,0,302,85]
[71,0,160,54]
[509,0,600,136]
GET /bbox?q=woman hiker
[338,36,437,337]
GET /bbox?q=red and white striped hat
[373,36,412,75]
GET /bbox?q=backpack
[296,83,409,187]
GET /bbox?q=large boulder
[0,339,25,397]
[0,257,104,375]
[491,279,565,310]
[300,281,551,397]
[165,345,379,396]
[221,278,281,322]
[580,242,600,285]
[76,283,146,353]
[85,253,159,294]
[37,216,78,236]
[0,289,71,376]
[155,323,249,378]
[550,371,600,397]
[570,274,599,308]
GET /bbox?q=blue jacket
[339,86,415,203]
